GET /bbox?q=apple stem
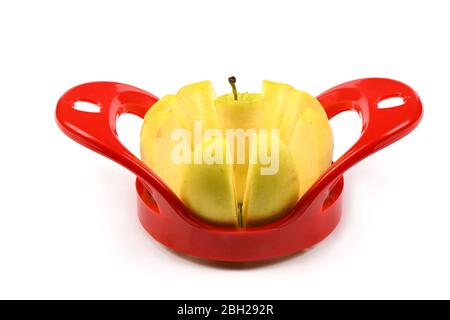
[228,76,238,101]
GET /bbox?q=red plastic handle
[55,82,187,217]
[293,78,423,215]
[321,78,422,175]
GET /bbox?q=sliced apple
[262,81,333,197]
[177,80,218,133]
[288,106,333,197]
[141,79,333,227]
[140,95,187,194]
[278,90,306,142]
[262,80,295,129]
[179,138,238,226]
[242,132,300,226]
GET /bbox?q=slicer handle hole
[73,101,101,113]
[377,96,405,109]
[116,113,143,158]
[329,110,362,162]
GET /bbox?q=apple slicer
[55,78,422,262]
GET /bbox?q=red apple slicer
[55,78,422,262]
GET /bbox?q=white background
[0,0,449,300]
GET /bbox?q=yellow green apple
[140,78,333,227]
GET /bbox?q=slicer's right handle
[318,78,423,181]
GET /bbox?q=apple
[140,78,333,227]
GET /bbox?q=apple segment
[177,80,218,134]
[242,132,300,226]
[141,95,188,194]
[143,94,175,124]
[288,107,333,197]
[140,81,221,194]
[262,80,295,129]
[278,90,306,142]
[261,81,333,197]
[179,138,238,226]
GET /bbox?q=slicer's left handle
[55,82,178,206]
